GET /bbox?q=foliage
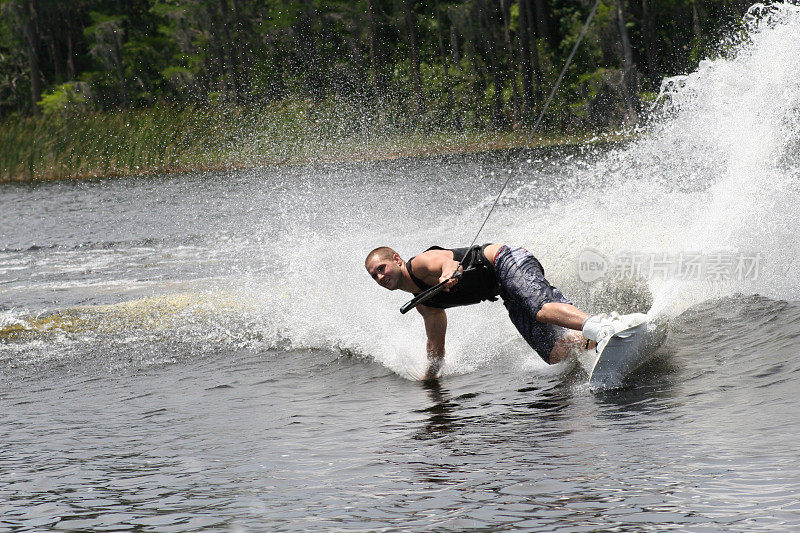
[37,82,91,115]
[0,0,754,116]
[0,0,755,179]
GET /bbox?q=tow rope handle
[400,268,472,314]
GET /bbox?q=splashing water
[272,1,800,377]
[522,0,800,315]
[2,2,800,381]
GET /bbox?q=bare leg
[549,331,592,363]
[535,302,590,330]
[537,303,596,363]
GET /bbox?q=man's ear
[393,253,402,266]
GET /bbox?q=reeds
[0,102,313,181]
[0,100,609,182]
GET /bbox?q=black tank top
[406,244,499,309]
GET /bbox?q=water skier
[365,244,620,381]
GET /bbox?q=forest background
[0,0,754,181]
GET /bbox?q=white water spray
[4,3,800,381]
[322,1,800,376]
[523,1,800,316]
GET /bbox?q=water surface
[2,3,800,530]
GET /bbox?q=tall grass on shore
[1,101,313,182]
[0,100,607,182]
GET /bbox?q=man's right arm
[410,251,462,290]
[417,304,447,381]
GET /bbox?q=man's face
[366,254,402,291]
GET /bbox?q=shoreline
[0,105,633,184]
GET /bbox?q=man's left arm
[417,304,447,381]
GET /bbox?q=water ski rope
[401,0,602,314]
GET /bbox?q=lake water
[2,3,800,531]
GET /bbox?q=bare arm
[411,250,462,291]
[417,304,447,381]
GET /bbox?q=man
[365,243,617,381]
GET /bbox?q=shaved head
[365,246,399,267]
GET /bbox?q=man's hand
[439,260,463,292]
[422,356,443,382]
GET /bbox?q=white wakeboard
[587,313,668,389]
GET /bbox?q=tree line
[0,0,752,130]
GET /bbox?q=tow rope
[401,0,603,314]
